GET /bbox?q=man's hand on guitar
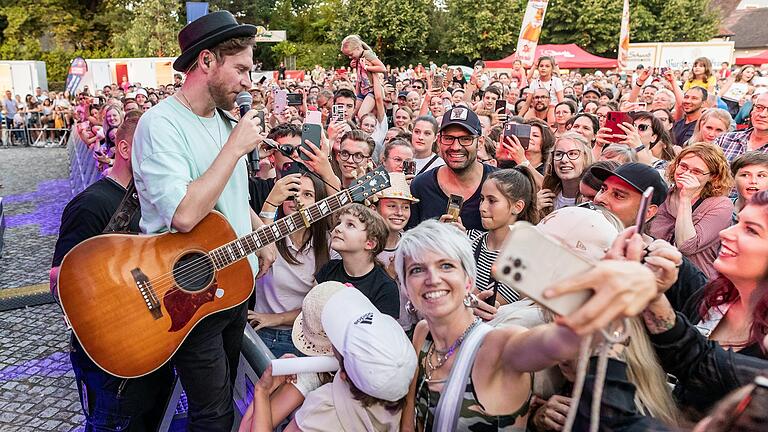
[255,243,276,279]
[224,110,264,158]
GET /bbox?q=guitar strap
[103,179,140,234]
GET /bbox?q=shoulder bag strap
[433,322,493,432]
[103,179,140,234]
[417,154,440,175]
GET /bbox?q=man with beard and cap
[407,106,497,230]
[131,11,276,430]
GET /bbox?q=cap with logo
[440,106,482,135]
[321,288,417,402]
[590,162,668,205]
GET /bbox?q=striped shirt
[713,128,768,162]
[468,230,520,303]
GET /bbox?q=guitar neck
[209,189,353,269]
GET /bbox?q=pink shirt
[649,195,733,280]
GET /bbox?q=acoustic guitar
[58,168,391,378]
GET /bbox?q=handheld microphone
[236,91,259,176]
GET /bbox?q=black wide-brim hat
[173,11,257,72]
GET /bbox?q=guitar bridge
[131,268,162,319]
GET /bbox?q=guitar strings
[137,179,378,300]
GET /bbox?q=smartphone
[504,123,531,150]
[258,76,267,84]
[274,89,288,114]
[495,99,506,114]
[636,102,648,111]
[634,187,654,235]
[256,110,265,130]
[332,104,346,122]
[445,194,464,221]
[492,222,594,316]
[402,159,416,175]
[604,111,632,143]
[279,161,305,177]
[432,74,444,90]
[485,284,499,306]
[287,92,303,106]
[300,123,322,161]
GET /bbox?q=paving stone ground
[0,303,83,431]
[1,145,84,431]
[1,146,71,289]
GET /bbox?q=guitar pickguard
[164,279,218,332]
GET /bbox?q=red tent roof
[736,50,768,65]
[485,44,618,69]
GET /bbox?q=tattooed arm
[641,295,677,334]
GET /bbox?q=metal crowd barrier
[2,126,71,147]
[66,126,102,195]
[157,324,276,430]
[0,197,5,255]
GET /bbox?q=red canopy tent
[485,44,617,69]
[736,51,768,65]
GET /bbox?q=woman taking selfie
[395,220,657,431]
[648,143,734,279]
[496,118,555,186]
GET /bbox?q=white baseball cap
[321,289,417,402]
[536,206,619,261]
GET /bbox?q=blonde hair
[689,108,732,144]
[341,34,373,53]
[624,317,682,426]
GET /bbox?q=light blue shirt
[132,96,257,273]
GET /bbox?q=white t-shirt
[414,153,445,175]
[554,191,576,210]
[529,77,564,106]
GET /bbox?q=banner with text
[516,0,549,67]
[618,0,630,69]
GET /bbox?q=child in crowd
[466,168,539,305]
[373,172,420,332]
[316,203,399,318]
[731,151,768,213]
[684,56,716,93]
[341,35,386,121]
[241,282,416,432]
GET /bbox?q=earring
[405,301,418,315]
[463,293,472,307]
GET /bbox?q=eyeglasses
[439,134,477,147]
[553,149,583,161]
[412,85,423,90]
[636,124,651,132]
[753,104,768,114]
[533,95,549,100]
[339,150,369,163]
[677,161,710,176]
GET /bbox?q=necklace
[424,318,480,383]
[177,91,222,148]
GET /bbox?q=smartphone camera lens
[513,258,522,268]
[502,265,511,275]
[513,272,522,282]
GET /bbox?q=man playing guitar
[131,11,276,430]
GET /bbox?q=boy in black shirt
[316,203,399,318]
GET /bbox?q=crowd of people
[53,11,768,432]
[0,87,75,145]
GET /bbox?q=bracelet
[259,210,277,220]
[517,160,530,168]
[634,144,646,152]
[264,200,278,208]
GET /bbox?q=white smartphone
[305,110,322,125]
[274,89,288,114]
[492,222,594,316]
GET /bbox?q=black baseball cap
[582,88,601,98]
[590,162,668,205]
[440,106,482,135]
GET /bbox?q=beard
[535,102,548,112]
[209,75,236,111]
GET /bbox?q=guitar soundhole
[173,252,215,292]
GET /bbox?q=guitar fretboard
[208,189,353,269]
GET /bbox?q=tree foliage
[0,0,722,82]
